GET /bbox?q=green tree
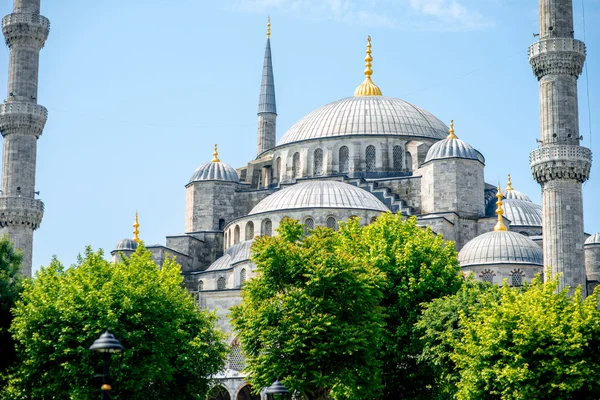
[4,245,227,400]
[231,219,386,400]
[416,278,501,399]
[341,214,462,399]
[0,237,24,381]
[453,276,600,400]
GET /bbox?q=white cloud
[229,0,493,31]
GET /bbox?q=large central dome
[277,96,449,146]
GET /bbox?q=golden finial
[447,120,458,139]
[212,144,220,162]
[506,174,514,190]
[494,184,507,232]
[133,211,140,243]
[267,16,271,38]
[354,36,382,96]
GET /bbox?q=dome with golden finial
[500,174,542,228]
[458,184,542,267]
[354,36,382,97]
[503,174,532,201]
[424,120,483,164]
[189,144,239,183]
[114,212,140,252]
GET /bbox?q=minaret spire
[133,212,140,243]
[494,184,507,232]
[0,0,49,276]
[257,17,277,156]
[529,0,591,294]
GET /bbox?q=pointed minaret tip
[447,120,458,139]
[494,184,507,232]
[267,16,271,38]
[258,20,277,115]
[212,144,220,162]
[354,35,382,97]
[133,212,140,243]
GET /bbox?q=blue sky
[0,0,598,272]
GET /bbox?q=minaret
[257,17,277,156]
[529,0,592,293]
[0,0,49,276]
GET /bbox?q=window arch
[275,157,281,180]
[479,269,495,284]
[245,221,254,240]
[366,145,376,172]
[217,277,226,290]
[304,217,314,234]
[370,216,378,224]
[229,338,246,372]
[236,384,260,400]
[339,146,349,173]
[292,152,301,178]
[234,225,240,244]
[314,148,323,175]
[218,219,225,230]
[405,151,413,172]
[326,216,338,230]
[262,219,272,236]
[510,269,524,287]
[224,232,228,249]
[208,386,231,400]
[393,145,403,170]
[198,280,204,291]
[240,268,247,285]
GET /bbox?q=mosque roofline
[145,244,189,257]
[460,260,543,267]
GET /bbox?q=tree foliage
[231,219,386,400]
[0,237,24,379]
[452,276,600,400]
[4,245,227,400]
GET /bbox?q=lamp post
[264,379,290,400]
[90,330,124,400]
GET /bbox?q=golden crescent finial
[494,184,507,232]
[212,144,220,162]
[447,120,458,139]
[506,174,514,190]
[267,16,271,38]
[354,35,382,96]
[133,211,140,243]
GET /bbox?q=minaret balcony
[0,196,44,229]
[529,38,586,79]
[2,12,50,49]
[530,145,592,183]
[0,102,47,137]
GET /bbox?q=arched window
[292,152,301,178]
[370,216,378,224]
[224,232,228,249]
[339,146,349,173]
[217,277,226,290]
[275,157,281,180]
[218,219,225,230]
[304,217,314,234]
[393,145,403,170]
[236,385,260,400]
[262,219,272,236]
[405,151,413,172]
[480,269,494,284]
[314,148,323,175]
[208,386,231,400]
[234,225,240,244]
[510,269,524,287]
[366,145,376,172]
[198,280,204,291]
[349,215,359,223]
[240,268,247,284]
[229,339,246,372]
[245,221,254,240]
[326,216,338,230]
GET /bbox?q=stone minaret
[529,0,592,293]
[257,18,277,156]
[0,0,49,276]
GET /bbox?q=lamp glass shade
[89,330,124,353]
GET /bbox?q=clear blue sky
[0,0,598,273]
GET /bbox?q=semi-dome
[115,238,138,251]
[585,233,600,245]
[277,96,448,146]
[206,240,253,271]
[503,199,542,227]
[458,230,543,267]
[249,180,389,215]
[189,145,239,183]
[424,121,480,163]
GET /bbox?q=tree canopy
[4,245,227,400]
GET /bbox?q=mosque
[0,0,597,398]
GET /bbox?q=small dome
[458,230,543,267]
[115,238,138,251]
[277,96,448,146]
[585,233,600,245]
[189,161,239,183]
[503,199,542,227]
[249,180,389,215]
[424,137,480,163]
[206,240,253,272]
[503,189,532,202]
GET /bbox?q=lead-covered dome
[503,200,542,227]
[585,233,600,245]
[249,180,389,215]
[115,238,138,251]
[458,230,543,267]
[277,96,448,146]
[424,122,481,163]
[206,240,253,271]
[189,162,239,183]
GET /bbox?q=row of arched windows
[198,268,247,292]
[479,268,525,286]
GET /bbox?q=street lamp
[90,330,124,400]
[264,379,290,400]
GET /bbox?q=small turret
[111,213,140,262]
